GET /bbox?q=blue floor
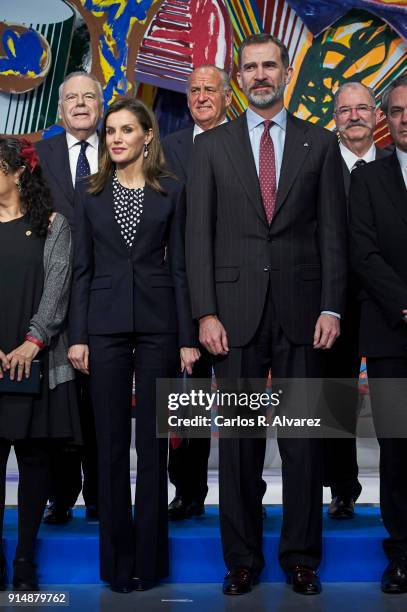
[2,505,388,584]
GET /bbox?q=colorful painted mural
[0,0,406,140]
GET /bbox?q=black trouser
[214,289,324,574]
[367,356,407,561]
[168,352,212,505]
[0,439,50,560]
[48,374,98,509]
[322,302,362,500]
[89,332,178,585]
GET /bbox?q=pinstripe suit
[186,111,347,573]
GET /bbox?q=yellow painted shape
[343,44,386,78]
[323,51,345,68]
[6,36,16,57]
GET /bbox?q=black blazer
[341,146,391,201]
[162,127,194,183]
[36,132,77,228]
[349,152,407,357]
[69,175,196,348]
[186,111,347,347]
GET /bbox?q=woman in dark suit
[68,98,199,593]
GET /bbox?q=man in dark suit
[36,71,103,524]
[349,74,407,594]
[324,82,391,520]
[186,34,347,595]
[162,65,232,520]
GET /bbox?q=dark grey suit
[186,111,347,572]
[349,152,407,560]
[36,131,98,512]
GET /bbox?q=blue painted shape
[1,506,389,583]
[286,0,407,42]
[82,0,155,105]
[0,29,45,76]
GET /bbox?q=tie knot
[79,140,89,152]
[353,159,366,171]
[263,120,273,132]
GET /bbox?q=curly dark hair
[0,137,53,237]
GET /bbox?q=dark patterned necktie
[259,120,276,224]
[352,159,366,172]
[75,141,90,184]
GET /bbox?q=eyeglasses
[335,104,375,118]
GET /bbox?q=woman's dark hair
[89,97,171,195]
[0,137,52,236]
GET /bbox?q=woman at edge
[0,137,80,590]
[68,97,199,593]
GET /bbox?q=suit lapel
[341,157,351,198]
[47,133,75,203]
[223,114,266,225]
[380,152,407,228]
[177,127,194,179]
[274,113,311,215]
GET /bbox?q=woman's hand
[0,349,10,379]
[7,341,40,381]
[68,344,90,375]
[180,347,201,375]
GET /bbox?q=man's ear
[284,66,294,86]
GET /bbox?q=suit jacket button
[263,266,270,272]
[267,235,272,242]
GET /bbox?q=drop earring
[143,143,149,159]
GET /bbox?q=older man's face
[335,86,377,150]
[187,67,231,131]
[59,75,103,139]
[386,85,407,153]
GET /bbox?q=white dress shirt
[193,118,227,141]
[396,148,407,189]
[339,142,376,172]
[66,132,99,185]
[246,106,286,186]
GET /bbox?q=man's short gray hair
[333,82,376,111]
[58,71,104,105]
[381,73,407,115]
[187,65,231,92]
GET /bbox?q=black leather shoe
[328,496,355,519]
[222,568,259,595]
[109,580,133,593]
[85,505,99,521]
[43,503,73,525]
[12,558,38,591]
[286,566,321,595]
[168,496,204,520]
[133,577,156,591]
[381,559,407,593]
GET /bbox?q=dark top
[0,216,81,441]
[69,174,197,348]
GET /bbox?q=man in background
[324,82,391,520]
[36,71,103,524]
[162,65,232,520]
[349,74,407,593]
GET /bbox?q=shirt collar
[193,118,228,141]
[396,147,407,169]
[246,106,287,133]
[66,131,98,150]
[339,141,376,171]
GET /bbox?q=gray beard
[247,82,286,109]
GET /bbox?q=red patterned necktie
[259,120,277,224]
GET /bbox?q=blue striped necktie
[75,140,91,184]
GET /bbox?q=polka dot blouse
[112,172,144,248]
